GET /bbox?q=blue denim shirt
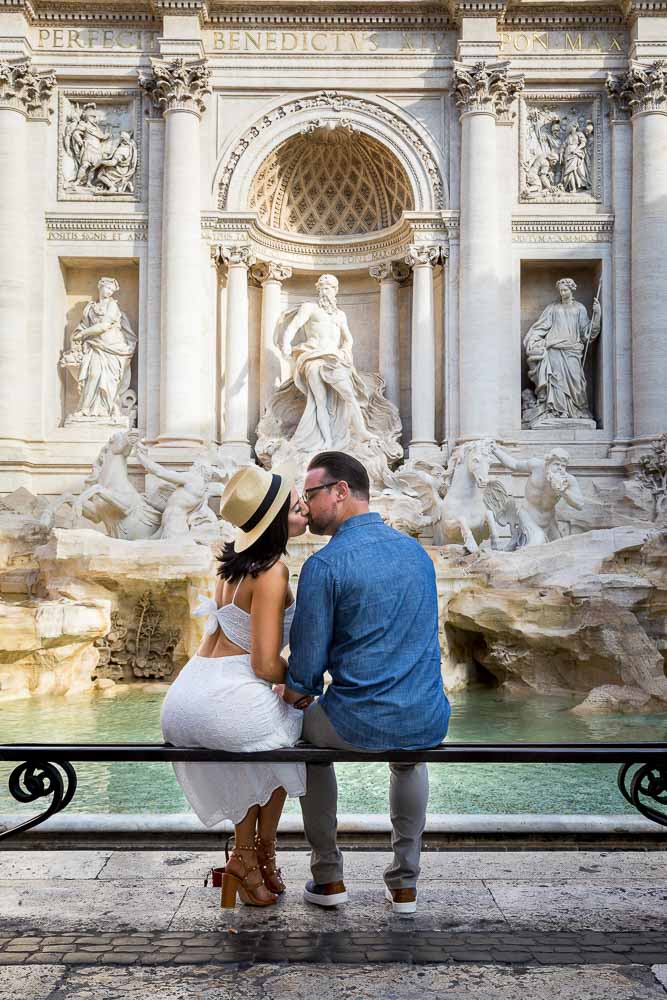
[285,512,451,750]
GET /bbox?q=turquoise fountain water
[2,686,665,817]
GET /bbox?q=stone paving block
[0,966,64,1000]
[0,880,190,934]
[95,850,667,885]
[0,851,111,881]
[101,952,140,964]
[170,883,505,934]
[486,881,667,932]
[21,963,667,999]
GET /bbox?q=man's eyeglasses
[300,480,340,504]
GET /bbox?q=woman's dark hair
[217,493,290,581]
[308,451,370,501]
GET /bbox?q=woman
[161,462,309,908]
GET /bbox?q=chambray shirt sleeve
[285,555,335,697]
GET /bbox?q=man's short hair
[545,447,570,465]
[308,451,370,501]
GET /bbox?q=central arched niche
[248,124,414,237]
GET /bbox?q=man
[279,274,373,450]
[490,443,585,544]
[284,451,451,914]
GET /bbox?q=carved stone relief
[519,95,602,203]
[94,592,181,682]
[58,90,142,201]
[218,91,445,211]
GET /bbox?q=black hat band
[239,473,282,533]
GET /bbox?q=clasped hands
[274,683,314,711]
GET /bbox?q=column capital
[405,244,447,268]
[607,61,667,118]
[452,60,524,118]
[139,57,211,117]
[251,261,292,284]
[0,59,56,119]
[369,262,411,283]
[214,244,256,269]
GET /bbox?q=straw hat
[220,462,296,553]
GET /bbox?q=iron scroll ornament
[0,760,77,842]
[617,762,667,828]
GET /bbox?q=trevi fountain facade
[0,0,666,726]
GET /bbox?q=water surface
[1,686,665,816]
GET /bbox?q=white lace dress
[160,587,306,827]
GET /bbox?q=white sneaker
[303,879,348,907]
[384,885,417,915]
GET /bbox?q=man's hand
[282,686,314,710]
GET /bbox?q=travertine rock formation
[439,527,667,713]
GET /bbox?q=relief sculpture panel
[519,94,602,203]
[58,90,142,201]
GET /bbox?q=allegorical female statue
[60,277,137,424]
[523,277,601,427]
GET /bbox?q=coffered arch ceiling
[248,125,415,237]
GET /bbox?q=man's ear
[336,480,350,502]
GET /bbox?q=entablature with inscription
[201,209,452,270]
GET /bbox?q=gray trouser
[299,702,429,889]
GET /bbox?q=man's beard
[547,467,568,492]
[318,289,337,315]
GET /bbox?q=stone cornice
[623,0,667,18]
[202,211,450,270]
[448,0,507,21]
[511,216,614,243]
[0,57,55,118]
[503,9,625,27]
[45,214,148,241]
[139,56,210,116]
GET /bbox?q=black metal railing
[0,742,665,841]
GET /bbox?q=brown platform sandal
[256,836,286,895]
[220,840,278,909]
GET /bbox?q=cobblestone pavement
[0,850,665,997]
[0,929,666,967]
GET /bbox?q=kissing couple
[161,450,451,914]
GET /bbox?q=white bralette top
[193,578,295,652]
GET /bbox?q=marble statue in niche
[520,102,597,201]
[62,101,138,194]
[522,277,601,428]
[60,277,138,427]
[255,274,402,489]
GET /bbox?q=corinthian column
[252,262,292,412]
[453,60,523,439]
[140,58,211,444]
[607,62,667,441]
[217,245,256,461]
[369,262,409,410]
[0,60,55,441]
[404,245,444,459]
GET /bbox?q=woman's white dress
[160,587,306,827]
